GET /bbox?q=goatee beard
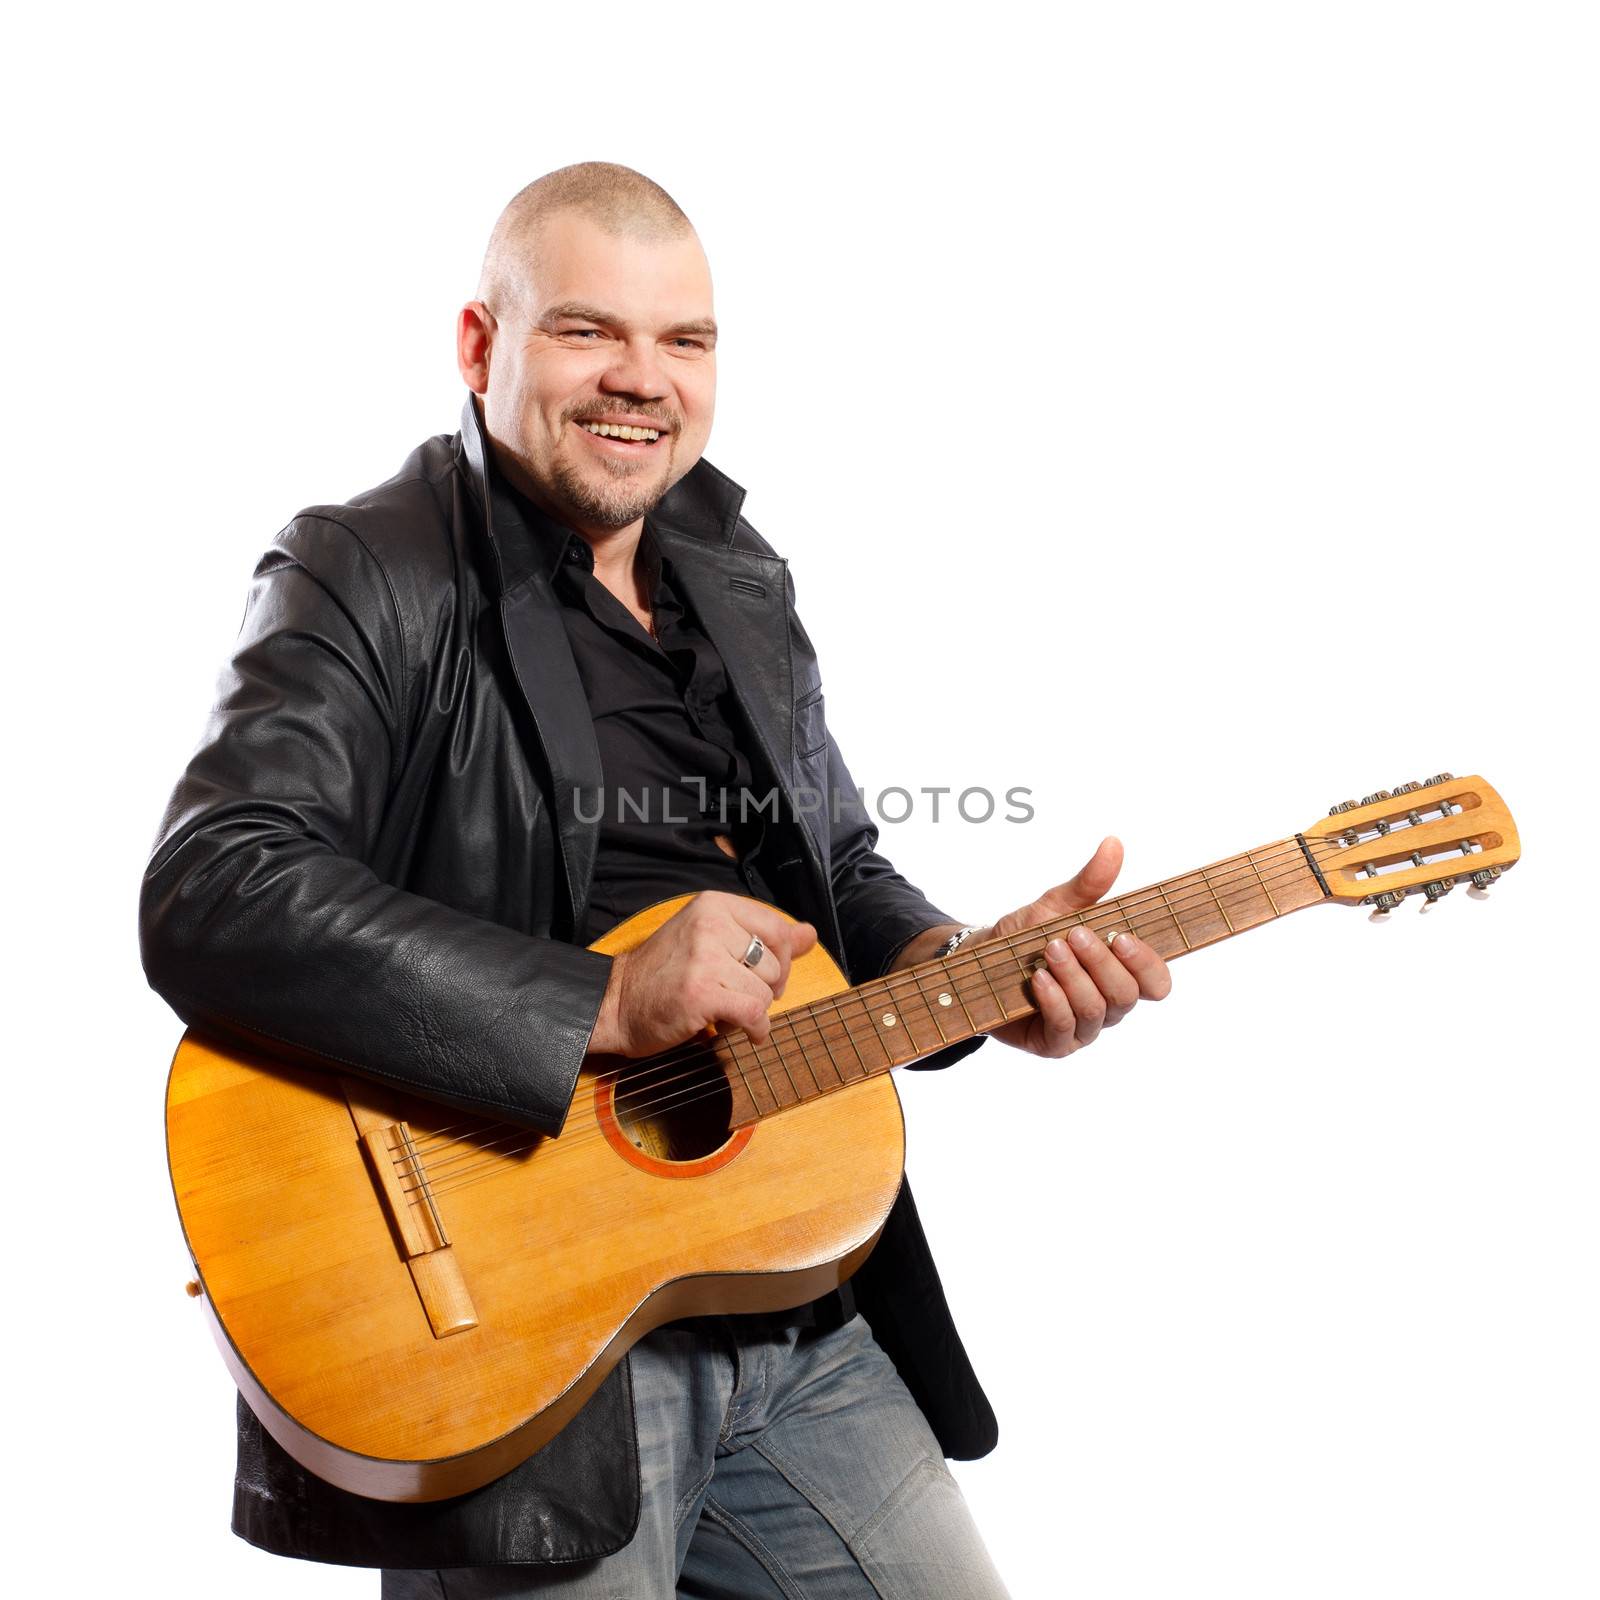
[550,455,673,530]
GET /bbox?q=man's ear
[456,301,495,393]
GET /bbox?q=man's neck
[583,523,646,591]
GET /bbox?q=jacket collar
[456,393,750,594]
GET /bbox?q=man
[141,162,1172,1596]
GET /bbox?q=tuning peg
[1467,866,1501,900]
[1329,799,1360,816]
[1423,772,1454,787]
[1394,781,1423,795]
[1360,790,1393,806]
[1366,889,1405,918]
[1421,877,1456,905]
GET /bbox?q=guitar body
[165,894,904,1503]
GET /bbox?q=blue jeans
[381,1313,1010,1599]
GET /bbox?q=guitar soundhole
[610,1056,734,1163]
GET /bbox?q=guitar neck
[724,834,1331,1127]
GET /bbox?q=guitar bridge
[343,1080,479,1340]
[360,1121,451,1258]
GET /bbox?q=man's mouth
[574,418,667,451]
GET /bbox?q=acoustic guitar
[165,773,1519,1502]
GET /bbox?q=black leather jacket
[139,396,996,1569]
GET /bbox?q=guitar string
[411,816,1481,1201]
[398,839,1364,1199]
[398,837,1352,1188]
[396,836,1341,1181]
[402,831,1358,1161]
[400,829,1367,1157]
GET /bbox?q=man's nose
[599,334,670,400]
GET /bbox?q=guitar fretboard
[719,835,1330,1126]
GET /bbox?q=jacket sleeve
[139,516,613,1134]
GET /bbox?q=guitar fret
[744,1039,780,1113]
[1198,864,1237,933]
[985,943,1033,1022]
[819,993,871,1081]
[1215,853,1278,931]
[782,1022,826,1099]
[761,1034,802,1107]
[970,946,1016,1026]
[1159,871,1223,948]
[1244,848,1282,916]
[940,955,981,1034]
[1078,902,1120,948]
[1153,880,1194,950]
[725,1034,781,1119]
[1007,940,1037,1011]
[853,982,906,1068]
[811,1005,852,1087]
[908,964,952,1046]
[911,965,952,1047]
[878,972,933,1059]
[780,1008,840,1093]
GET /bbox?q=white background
[7,3,1596,1595]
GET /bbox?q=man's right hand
[587,893,818,1057]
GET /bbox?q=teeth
[582,422,660,442]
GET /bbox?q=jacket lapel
[655,527,848,969]
[649,529,797,802]
[498,576,604,936]
[459,398,602,934]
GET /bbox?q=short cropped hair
[477,162,694,314]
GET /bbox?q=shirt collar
[505,482,670,597]
[504,479,594,578]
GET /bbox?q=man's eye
[561,328,602,340]
[671,338,707,351]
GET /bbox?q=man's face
[467,212,717,536]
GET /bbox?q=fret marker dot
[1105,930,1119,945]
[882,1013,897,1027]
[938,992,952,1007]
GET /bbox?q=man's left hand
[980,836,1172,1058]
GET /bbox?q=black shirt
[547,520,782,944]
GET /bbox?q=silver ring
[740,934,765,969]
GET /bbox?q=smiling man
[141,163,1171,1597]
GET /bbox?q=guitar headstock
[1302,773,1520,909]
